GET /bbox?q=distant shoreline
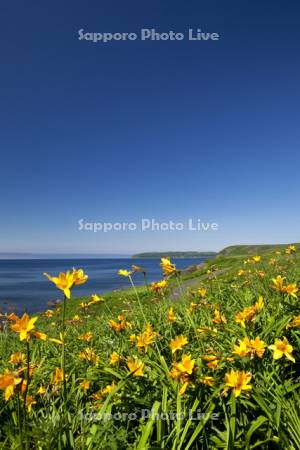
[132,251,217,259]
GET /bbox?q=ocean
[0,257,208,314]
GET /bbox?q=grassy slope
[219,243,300,256]
[1,246,300,449]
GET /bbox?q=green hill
[219,242,300,256]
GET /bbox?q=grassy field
[0,247,300,449]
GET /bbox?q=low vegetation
[0,247,299,449]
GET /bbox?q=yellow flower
[233,336,266,358]
[9,352,26,365]
[0,370,22,401]
[238,269,246,276]
[32,331,48,340]
[80,380,91,390]
[188,302,198,313]
[271,275,286,292]
[109,315,131,332]
[72,315,81,322]
[10,313,38,341]
[288,316,300,328]
[255,296,264,312]
[52,368,66,385]
[25,395,36,412]
[78,331,94,342]
[127,356,145,377]
[118,269,132,277]
[43,309,55,318]
[160,258,177,277]
[213,309,227,324]
[167,307,177,323]
[129,334,137,343]
[176,354,195,375]
[110,351,121,365]
[283,283,298,298]
[72,268,88,285]
[197,327,217,336]
[80,302,89,310]
[268,337,295,363]
[44,271,74,298]
[79,347,100,365]
[249,336,266,358]
[37,386,46,395]
[150,280,167,292]
[225,370,252,397]
[136,325,156,352]
[88,294,104,304]
[232,339,249,357]
[235,306,257,328]
[286,245,296,254]
[101,382,116,396]
[199,376,214,386]
[202,355,219,369]
[169,335,188,354]
[198,288,207,298]
[252,255,261,263]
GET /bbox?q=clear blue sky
[1,0,299,254]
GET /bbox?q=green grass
[219,243,300,256]
[0,247,299,449]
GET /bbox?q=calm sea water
[0,258,208,313]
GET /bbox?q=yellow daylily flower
[225,370,252,397]
[9,352,26,365]
[127,357,145,377]
[167,307,177,323]
[44,271,74,299]
[136,325,156,353]
[283,283,298,298]
[78,331,94,342]
[110,351,121,365]
[288,315,300,328]
[198,288,207,298]
[160,257,177,277]
[271,275,286,292]
[0,370,22,401]
[199,376,214,387]
[213,309,227,324]
[176,354,195,375]
[286,245,296,254]
[150,280,167,292]
[118,269,132,277]
[79,347,100,365]
[10,313,38,341]
[268,337,295,363]
[80,380,91,390]
[25,395,36,412]
[51,368,66,385]
[169,335,188,354]
[255,296,264,312]
[72,268,88,285]
[252,255,261,263]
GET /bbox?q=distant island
[132,251,217,259]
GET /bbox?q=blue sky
[1,0,300,254]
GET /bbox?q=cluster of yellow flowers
[271,275,299,298]
[235,296,264,328]
[109,314,133,332]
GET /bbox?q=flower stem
[61,295,67,399]
[128,275,147,323]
